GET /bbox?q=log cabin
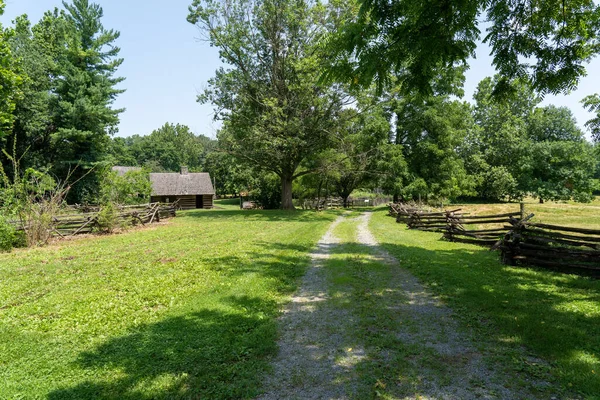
[149,166,215,209]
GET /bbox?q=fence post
[520,202,525,220]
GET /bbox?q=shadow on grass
[45,241,320,400]
[375,238,600,395]
[47,296,278,400]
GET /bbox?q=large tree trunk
[281,175,295,210]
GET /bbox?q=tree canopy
[324,0,600,96]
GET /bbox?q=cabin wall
[202,194,214,209]
[151,194,212,210]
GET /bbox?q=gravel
[257,212,564,400]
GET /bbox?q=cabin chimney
[180,166,189,175]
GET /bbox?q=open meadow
[0,205,337,399]
[0,199,599,399]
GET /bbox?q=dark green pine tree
[52,0,125,202]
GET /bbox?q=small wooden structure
[150,167,215,209]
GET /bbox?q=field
[454,197,600,228]
[0,206,337,399]
[0,198,599,398]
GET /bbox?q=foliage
[188,0,348,209]
[0,3,23,142]
[99,167,151,205]
[522,141,596,203]
[325,0,600,96]
[582,93,600,142]
[477,166,518,202]
[249,173,281,209]
[0,214,18,252]
[527,105,585,142]
[330,107,393,206]
[0,207,336,399]
[203,150,253,196]
[464,75,595,202]
[122,123,206,172]
[1,1,125,204]
[95,201,120,233]
[393,95,477,201]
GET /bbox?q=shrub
[96,202,120,233]
[0,216,16,252]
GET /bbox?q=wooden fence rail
[496,215,600,277]
[11,202,177,237]
[388,203,600,277]
[388,203,522,247]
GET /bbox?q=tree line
[1,0,599,212]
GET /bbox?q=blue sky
[2,0,600,140]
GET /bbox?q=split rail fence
[12,202,177,238]
[496,214,600,277]
[389,203,600,277]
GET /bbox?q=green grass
[370,209,600,398]
[0,208,337,399]
[213,197,243,210]
[321,213,560,398]
[452,196,600,228]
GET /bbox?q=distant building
[111,166,141,176]
[149,166,215,209]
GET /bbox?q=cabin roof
[111,166,141,176]
[150,172,215,196]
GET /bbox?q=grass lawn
[370,209,600,398]
[0,208,337,399]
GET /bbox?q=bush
[96,203,121,233]
[0,216,17,252]
[99,168,152,205]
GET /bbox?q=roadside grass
[0,208,337,399]
[324,214,561,399]
[370,209,600,398]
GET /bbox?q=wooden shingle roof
[112,166,141,176]
[150,172,215,196]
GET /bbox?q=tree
[6,12,67,171]
[126,123,205,172]
[582,94,600,142]
[98,167,152,205]
[329,107,393,207]
[393,95,477,201]
[203,151,253,196]
[188,0,348,209]
[51,0,125,202]
[0,3,23,143]
[527,105,585,142]
[465,76,538,200]
[324,0,600,96]
[467,75,596,202]
[522,141,596,203]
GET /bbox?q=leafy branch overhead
[323,0,600,96]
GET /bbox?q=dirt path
[258,212,556,399]
[257,214,364,400]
